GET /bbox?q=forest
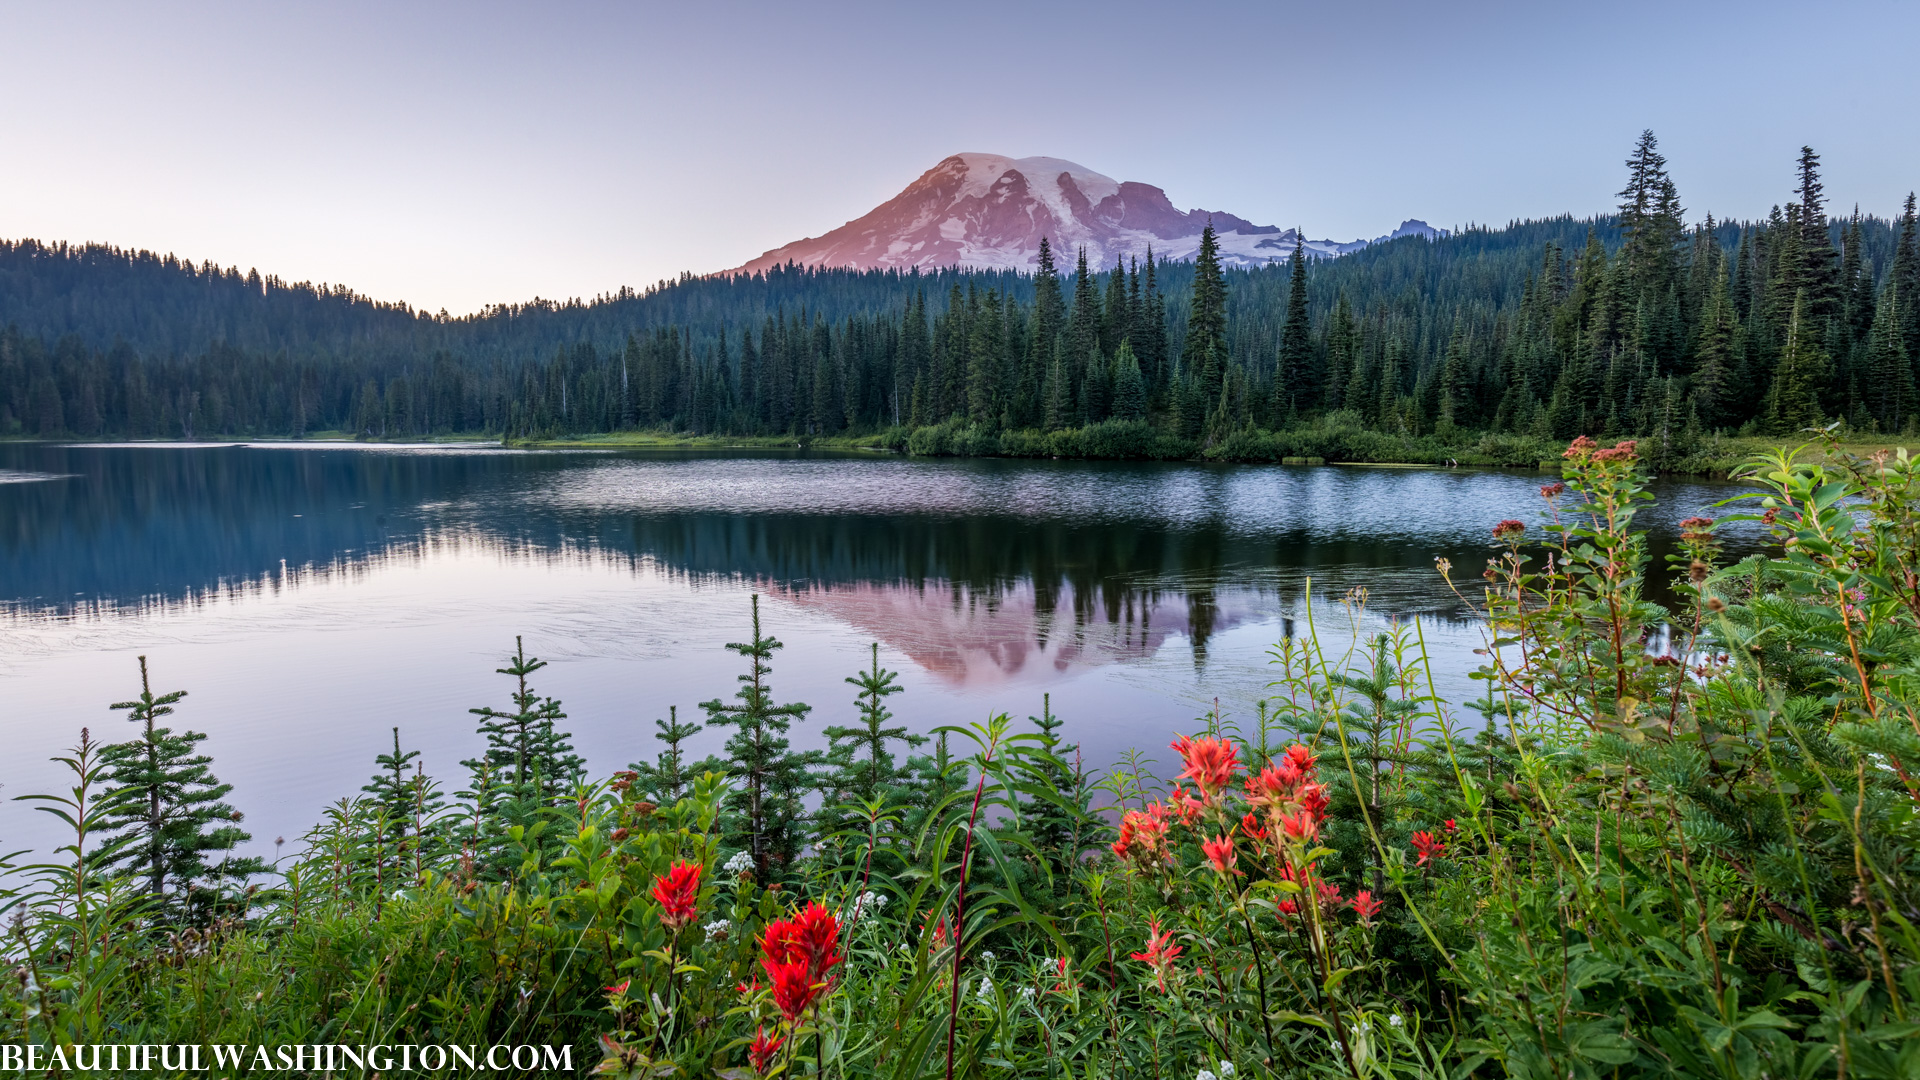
[4,434,1918,1078]
[3,134,1917,470]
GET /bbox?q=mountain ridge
[730,153,1442,275]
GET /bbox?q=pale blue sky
[3,0,1916,313]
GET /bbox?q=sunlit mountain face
[731,153,1443,275]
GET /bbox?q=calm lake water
[0,443,1756,862]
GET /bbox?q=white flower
[1196,1070,1218,1080]
[976,974,994,1002]
[1018,986,1035,1004]
[723,850,755,874]
[1389,1013,1403,1028]
[1218,1063,1235,1079]
[846,890,887,923]
[981,950,996,965]
[703,918,731,943]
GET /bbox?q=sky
[2,0,1917,314]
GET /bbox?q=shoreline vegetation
[11,425,1917,481]
[4,436,1918,1078]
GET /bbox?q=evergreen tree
[1795,146,1842,321]
[1867,287,1913,433]
[1025,694,1088,874]
[1100,254,1130,357]
[629,705,719,804]
[1274,239,1313,419]
[461,637,582,813]
[363,726,423,835]
[1690,258,1738,430]
[699,594,815,874]
[1068,248,1102,422]
[97,656,262,911]
[1895,193,1920,363]
[1323,293,1356,411]
[1766,290,1828,434]
[1111,342,1148,421]
[821,643,919,812]
[1183,223,1228,401]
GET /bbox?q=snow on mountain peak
[729,154,1432,275]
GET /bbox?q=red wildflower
[1129,917,1184,991]
[748,1026,785,1075]
[651,860,702,932]
[1048,955,1075,994]
[1316,880,1343,908]
[1539,481,1567,499]
[1279,808,1320,844]
[1443,818,1458,834]
[1201,833,1240,876]
[736,976,761,997]
[604,979,630,997]
[1282,743,1317,779]
[790,901,844,978]
[1563,435,1597,459]
[1111,804,1171,865]
[765,957,820,1021]
[1277,898,1300,916]
[1239,811,1268,841]
[1244,764,1291,811]
[1411,830,1447,866]
[1296,782,1330,819]
[1350,890,1383,926]
[922,909,951,951]
[1166,784,1206,824]
[1492,519,1526,541]
[1171,735,1242,801]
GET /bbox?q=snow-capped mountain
[729,153,1442,275]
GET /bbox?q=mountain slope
[731,153,1437,274]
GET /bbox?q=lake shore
[5,426,1902,478]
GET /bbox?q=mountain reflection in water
[0,443,1761,862]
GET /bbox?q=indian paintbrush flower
[1172,734,1242,802]
[651,860,702,931]
[1411,830,1446,866]
[1130,916,1184,991]
[1202,833,1240,876]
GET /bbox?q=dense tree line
[3,134,1914,447]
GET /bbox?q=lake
[0,443,1755,862]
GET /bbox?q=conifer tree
[631,706,719,804]
[1690,259,1738,430]
[1068,248,1102,421]
[1274,239,1313,419]
[1894,193,1920,362]
[1137,249,1168,390]
[462,637,582,812]
[699,594,815,874]
[1795,146,1842,321]
[1767,290,1827,434]
[363,727,423,835]
[967,288,1004,424]
[1183,223,1228,401]
[821,643,919,812]
[1111,343,1148,421]
[1024,694,1087,875]
[1323,293,1356,411]
[1867,287,1913,432]
[97,656,262,910]
[1101,254,1130,357]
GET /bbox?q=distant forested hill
[2,135,1914,454]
